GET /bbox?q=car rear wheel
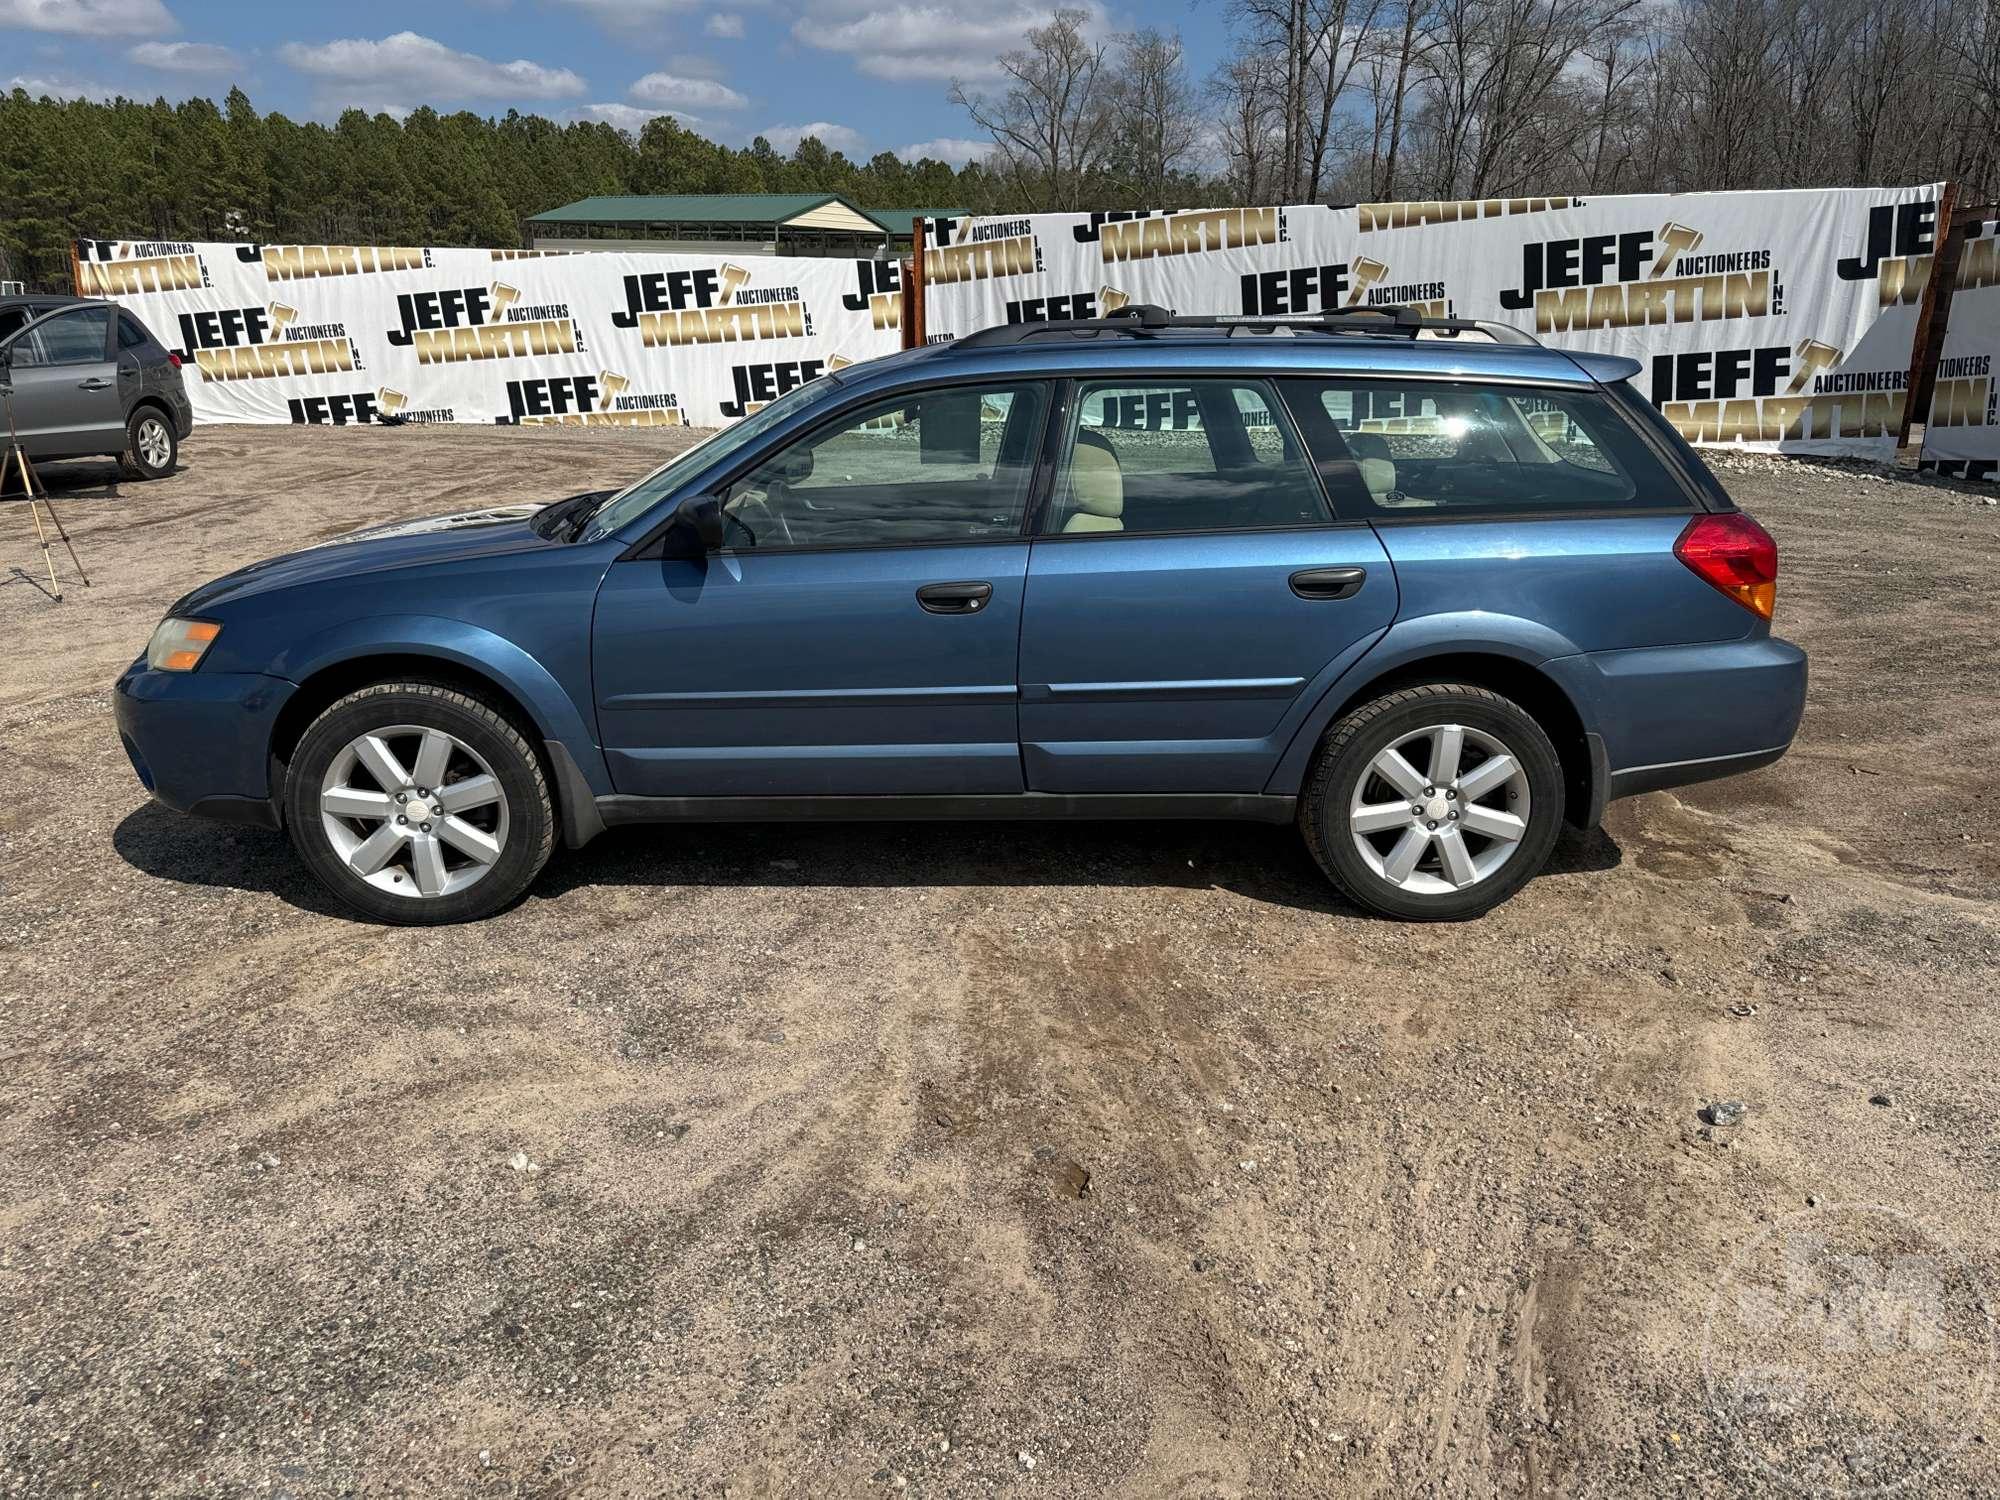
[284,682,555,925]
[120,407,177,480]
[1300,683,1565,921]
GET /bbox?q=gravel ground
[2,427,1997,1499]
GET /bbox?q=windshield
[575,375,848,542]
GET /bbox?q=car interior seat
[1063,428,1124,533]
[1347,431,1398,503]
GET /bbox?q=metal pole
[1896,181,1961,454]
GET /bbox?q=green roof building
[523,194,965,257]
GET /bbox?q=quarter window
[1281,378,1684,516]
[718,382,1048,550]
[1043,379,1326,536]
[117,313,153,350]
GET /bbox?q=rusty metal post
[1896,181,1961,453]
[905,216,927,349]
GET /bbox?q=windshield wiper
[530,489,612,540]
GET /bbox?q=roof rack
[953,303,1542,349]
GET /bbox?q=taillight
[167,352,181,368]
[1675,512,1777,620]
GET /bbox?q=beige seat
[1347,431,1399,502]
[1063,429,1124,533]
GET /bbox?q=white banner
[74,239,902,429]
[1919,220,2000,480]
[921,186,1947,459]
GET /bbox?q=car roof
[0,293,93,310]
[866,328,1627,390]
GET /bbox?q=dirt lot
[2,425,1996,1498]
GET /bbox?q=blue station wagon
[114,305,1805,924]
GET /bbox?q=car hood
[169,495,605,615]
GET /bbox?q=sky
[1,0,1232,167]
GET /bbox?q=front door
[592,380,1051,797]
[1018,377,1397,793]
[0,304,122,456]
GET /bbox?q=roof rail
[953,303,1543,349]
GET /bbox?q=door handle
[77,378,112,391]
[1290,566,1368,600]
[916,580,993,615]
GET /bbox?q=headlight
[146,617,222,672]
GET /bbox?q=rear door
[1016,376,1396,793]
[1,304,121,455]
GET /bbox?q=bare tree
[1208,52,1286,203]
[1106,28,1201,205]
[949,9,1114,211]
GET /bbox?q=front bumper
[1548,634,1808,805]
[114,660,296,828]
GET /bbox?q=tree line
[959,0,1997,211]
[2,0,1993,291]
[0,87,987,290]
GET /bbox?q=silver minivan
[0,296,193,479]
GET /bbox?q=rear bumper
[114,659,294,828]
[1548,634,1807,806]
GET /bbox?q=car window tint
[719,382,1048,550]
[1044,379,1326,536]
[1280,377,1684,516]
[14,307,111,367]
[117,313,152,350]
[0,307,28,341]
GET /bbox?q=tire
[120,406,177,480]
[1299,683,1565,921]
[284,682,555,925]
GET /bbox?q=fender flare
[1264,611,1590,795]
[269,614,613,803]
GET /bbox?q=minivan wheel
[1300,683,1565,921]
[120,408,177,479]
[285,682,555,925]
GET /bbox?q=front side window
[717,382,1048,550]
[11,306,111,367]
[1043,379,1326,536]
[1282,378,1684,516]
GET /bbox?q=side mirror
[663,494,725,558]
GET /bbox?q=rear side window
[1279,378,1690,518]
[1042,378,1327,536]
[117,313,153,350]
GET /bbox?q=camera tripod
[1,400,90,603]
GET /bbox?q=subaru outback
[114,304,1804,924]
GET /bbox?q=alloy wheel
[137,417,172,471]
[1347,722,1531,895]
[318,724,510,898]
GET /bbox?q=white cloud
[128,40,240,74]
[278,31,586,111]
[705,12,746,37]
[792,1,1103,82]
[629,71,746,110]
[571,101,702,134]
[897,135,991,165]
[4,71,117,100]
[0,0,174,37]
[759,121,866,154]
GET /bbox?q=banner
[920,186,1947,460]
[1919,220,2000,480]
[73,239,900,428]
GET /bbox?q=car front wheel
[284,682,555,925]
[1300,682,1565,921]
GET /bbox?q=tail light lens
[1675,512,1777,619]
[167,352,182,368]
